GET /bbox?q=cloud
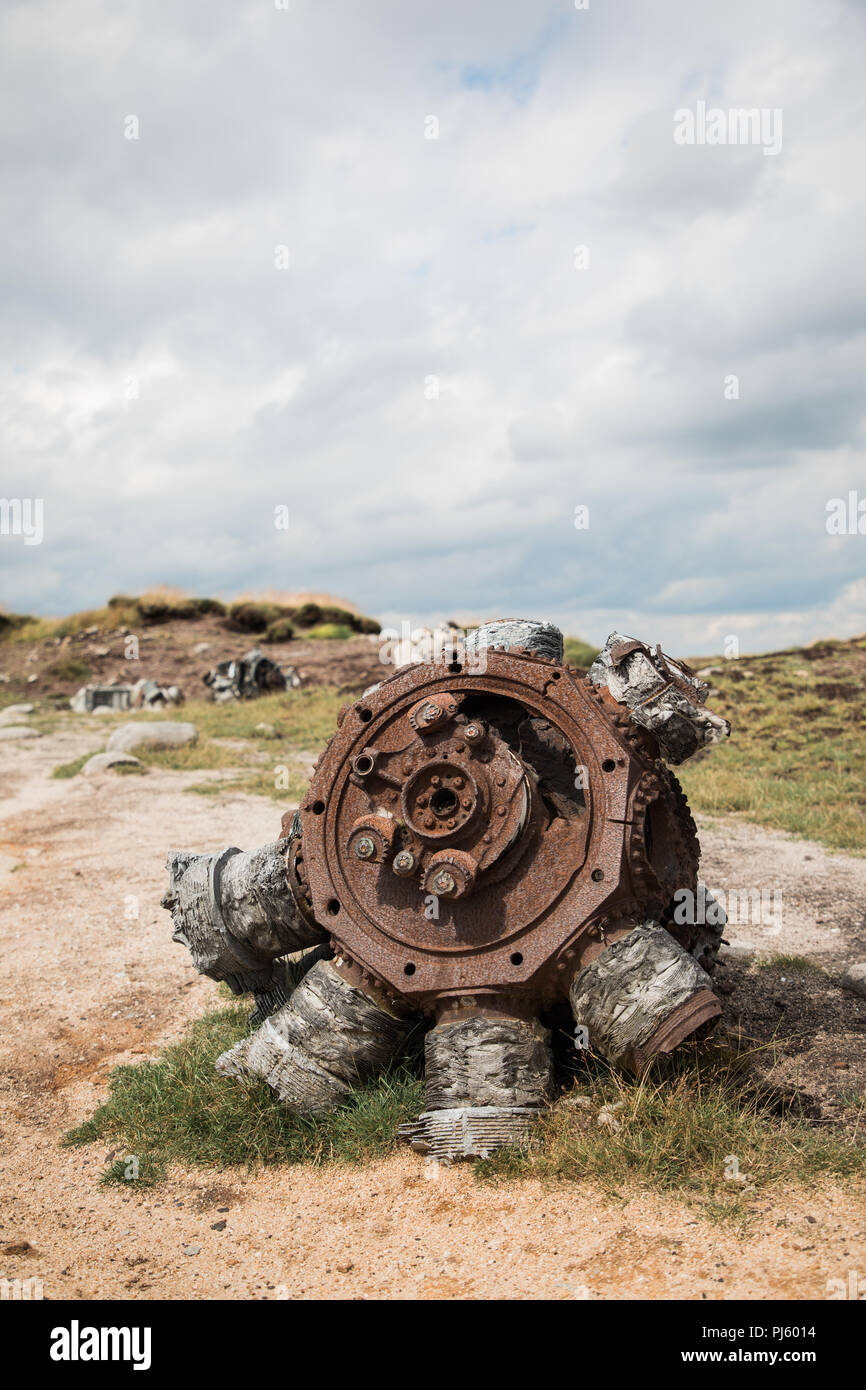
[1,0,865,654]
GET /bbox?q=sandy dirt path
[1,724,865,1300]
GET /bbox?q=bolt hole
[430,787,459,817]
[591,868,604,882]
[403,962,416,976]
[358,707,372,723]
[551,670,561,679]
[510,952,523,966]
[448,661,462,673]
[327,899,340,916]
[355,755,373,775]
[602,759,616,772]
[312,800,325,815]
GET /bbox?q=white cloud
[1,0,865,654]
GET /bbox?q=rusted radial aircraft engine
[163,619,731,1161]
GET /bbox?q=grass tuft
[474,1038,866,1209]
[63,1002,425,1182]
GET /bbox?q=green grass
[63,1001,425,1183]
[475,1040,866,1214]
[563,636,600,668]
[753,954,824,974]
[678,637,866,854]
[305,623,355,641]
[52,753,92,779]
[45,658,92,683]
[184,765,312,803]
[1,593,379,645]
[145,689,345,749]
[63,1007,865,1204]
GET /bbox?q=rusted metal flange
[300,647,699,1010]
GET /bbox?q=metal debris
[164,616,732,1160]
[70,678,184,713]
[202,648,302,702]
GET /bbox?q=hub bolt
[353,836,376,861]
[393,850,416,876]
[432,870,456,895]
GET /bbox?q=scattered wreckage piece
[202,648,302,703]
[164,616,731,1162]
[216,959,414,1114]
[588,631,730,765]
[70,678,183,714]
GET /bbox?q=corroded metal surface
[300,644,700,1010]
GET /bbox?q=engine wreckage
[162,619,731,1161]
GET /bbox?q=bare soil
[1,725,865,1301]
[0,621,385,706]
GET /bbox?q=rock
[697,666,722,677]
[0,703,35,721]
[92,706,114,715]
[840,963,866,998]
[717,943,755,961]
[81,752,143,776]
[107,721,198,753]
[26,674,38,683]
[210,1220,227,1231]
[192,642,211,655]
[561,1093,592,1110]
[254,722,276,738]
[182,1244,201,1257]
[0,725,41,740]
[597,1102,625,1132]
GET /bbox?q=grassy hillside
[678,635,866,854]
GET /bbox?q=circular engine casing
[300,648,699,1010]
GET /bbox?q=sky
[1,0,865,655]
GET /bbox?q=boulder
[0,703,35,722]
[840,963,866,999]
[0,725,41,740]
[106,721,198,754]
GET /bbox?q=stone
[0,703,35,721]
[840,963,866,998]
[81,752,143,776]
[717,943,756,961]
[0,725,41,740]
[597,1102,625,1132]
[107,721,198,753]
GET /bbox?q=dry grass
[678,636,866,853]
[475,1038,866,1217]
